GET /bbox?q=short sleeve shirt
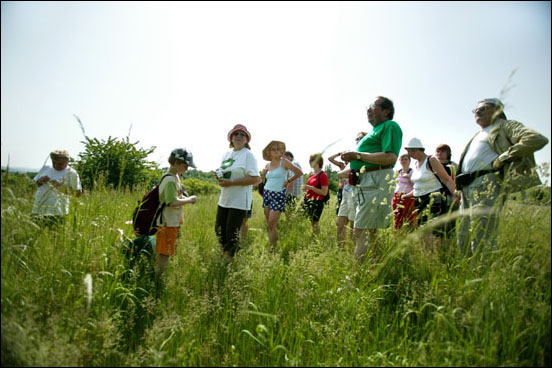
[304,171,329,201]
[218,148,259,210]
[32,165,82,216]
[158,173,183,227]
[350,120,403,170]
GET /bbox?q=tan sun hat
[262,140,286,161]
[50,149,70,160]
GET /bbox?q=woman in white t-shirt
[215,124,260,259]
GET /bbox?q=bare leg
[240,218,248,241]
[312,221,320,235]
[155,254,169,279]
[268,211,282,246]
[354,228,378,263]
[337,215,348,246]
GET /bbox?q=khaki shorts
[352,169,394,230]
[337,188,356,221]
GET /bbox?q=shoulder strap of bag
[427,155,447,191]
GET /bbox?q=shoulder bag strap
[427,155,446,189]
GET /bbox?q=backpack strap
[156,173,175,225]
[315,171,324,189]
[427,155,449,194]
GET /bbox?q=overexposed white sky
[2,1,550,181]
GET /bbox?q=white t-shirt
[217,148,259,210]
[411,156,442,197]
[32,165,82,216]
[461,126,499,174]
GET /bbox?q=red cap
[227,124,251,142]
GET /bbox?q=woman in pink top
[392,153,416,230]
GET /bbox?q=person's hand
[37,176,50,185]
[453,190,461,205]
[218,179,233,187]
[340,151,357,162]
[492,158,505,171]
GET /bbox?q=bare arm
[282,158,304,185]
[169,195,197,207]
[218,175,261,188]
[328,152,346,170]
[305,184,328,196]
[340,151,398,166]
[429,156,457,196]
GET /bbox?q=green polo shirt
[350,120,403,170]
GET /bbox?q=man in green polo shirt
[341,96,403,263]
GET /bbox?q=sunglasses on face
[472,105,492,114]
[233,131,247,137]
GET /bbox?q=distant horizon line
[1,166,40,173]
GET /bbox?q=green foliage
[324,164,340,194]
[181,178,220,195]
[181,169,219,184]
[1,178,550,367]
[74,136,160,191]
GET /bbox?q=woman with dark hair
[301,153,329,235]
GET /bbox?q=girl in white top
[402,138,458,229]
[215,124,260,259]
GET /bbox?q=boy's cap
[171,148,196,168]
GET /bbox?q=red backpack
[132,174,171,236]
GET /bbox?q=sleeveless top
[411,156,442,197]
[394,168,414,194]
[265,159,289,192]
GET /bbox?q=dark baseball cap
[171,148,196,168]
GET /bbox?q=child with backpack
[301,153,329,235]
[155,148,197,280]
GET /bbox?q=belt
[363,165,393,173]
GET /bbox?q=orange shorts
[155,226,179,256]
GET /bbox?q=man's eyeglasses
[232,131,247,137]
[355,137,363,143]
[472,105,491,114]
[367,103,381,111]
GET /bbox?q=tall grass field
[1,173,550,366]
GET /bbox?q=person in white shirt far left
[32,149,82,227]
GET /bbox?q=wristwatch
[356,153,362,161]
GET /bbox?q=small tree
[324,164,339,193]
[75,136,159,191]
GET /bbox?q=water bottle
[215,168,224,179]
